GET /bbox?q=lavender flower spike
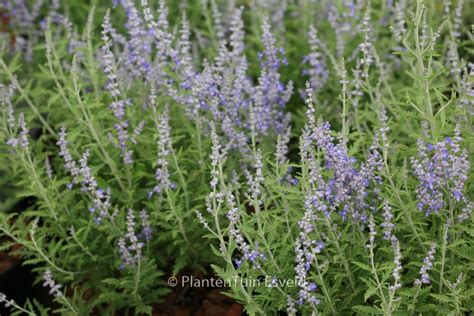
[245,149,265,202]
[139,209,152,242]
[57,127,79,188]
[389,240,403,293]
[150,109,174,197]
[293,171,325,307]
[302,25,328,95]
[0,83,16,130]
[118,209,144,268]
[5,111,29,148]
[275,126,291,165]
[286,295,297,315]
[101,10,120,99]
[381,201,396,243]
[209,124,226,191]
[43,269,63,297]
[414,243,437,285]
[229,6,245,58]
[368,214,377,247]
[226,190,266,269]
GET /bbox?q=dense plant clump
[0,0,472,315]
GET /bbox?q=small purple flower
[6,138,19,147]
[307,282,317,292]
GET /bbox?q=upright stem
[314,255,337,315]
[22,153,58,222]
[29,232,76,276]
[209,161,264,314]
[409,284,421,312]
[71,66,126,191]
[84,7,101,101]
[382,143,425,251]
[253,200,282,273]
[166,189,190,248]
[413,0,435,139]
[369,243,388,312]
[133,259,141,298]
[438,221,449,293]
[201,0,219,53]
[195,118,207,183]
[341,67,349,144]
[70,228,97,261]
[324,217,355,292]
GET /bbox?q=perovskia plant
[0,0,472,315]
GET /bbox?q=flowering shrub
[0,0,472,315]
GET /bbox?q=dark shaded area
[153,268,244,316]
[0,196,51,314]
[0,260,51,315]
